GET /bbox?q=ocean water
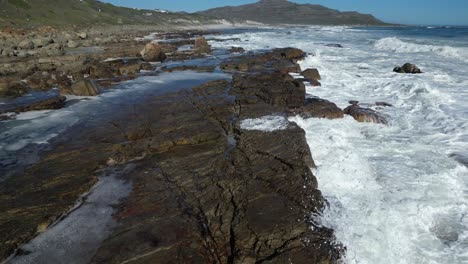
[210,26,468,263]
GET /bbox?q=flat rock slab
[0,48,341,263]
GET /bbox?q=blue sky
[102,0,468,26]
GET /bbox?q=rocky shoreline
[0,26,394,263]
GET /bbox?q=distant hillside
[0,0,215,28]
[198,0,386,25]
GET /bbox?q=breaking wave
[374,37,468,61]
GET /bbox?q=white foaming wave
[374,37,468,61]
[292,116,468,264]
[240,115,290,132]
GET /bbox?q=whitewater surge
[374,37,468,62]
[210,26,468,263]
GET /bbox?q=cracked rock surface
[0,48,342,263]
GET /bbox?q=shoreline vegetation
[0,0,398,263]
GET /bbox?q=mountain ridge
[198,0,387,25]
[0,0,214,28]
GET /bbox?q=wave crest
[374,37,467,61]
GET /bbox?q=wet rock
[161,65,216,73]
[344,104,388,124]
[68,80,100,96]
[376,101,393,107]
[0,95,66,114]
[140,43,167,62]
[291,97,344,119]
[325,43,344,48]
[221,48,305,74]
[272,47,306,61]
[229,46,245,53]
[232,71,305,109]
[393,63,422,74]
[194,36,211,54]
[301,68,321,81]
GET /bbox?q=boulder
[68,80,100,96]
[17,39,34,50]
[393,63,422,74]
[301,68,321,81]
[194,37,211,54]
[140,43,166,62]
[292,97,343,119]
[271,47,306,61]
[344,104,388,124]
[77,32,88,40]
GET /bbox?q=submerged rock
[393,63,422,74]
[325,43,344,48]
[140,43,167,62]
[344,104,388,124]
[0,95,66,114]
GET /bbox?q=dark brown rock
[291,97,344,119]
[140,43,167,62]
[221,48,305,74]
[228,46,245,53]
[0,95,66,114]
[344,104,388,124]
[393,63,422,74]
[232,71,305,110]
[301,68,321,81]
[376,101,393,107]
